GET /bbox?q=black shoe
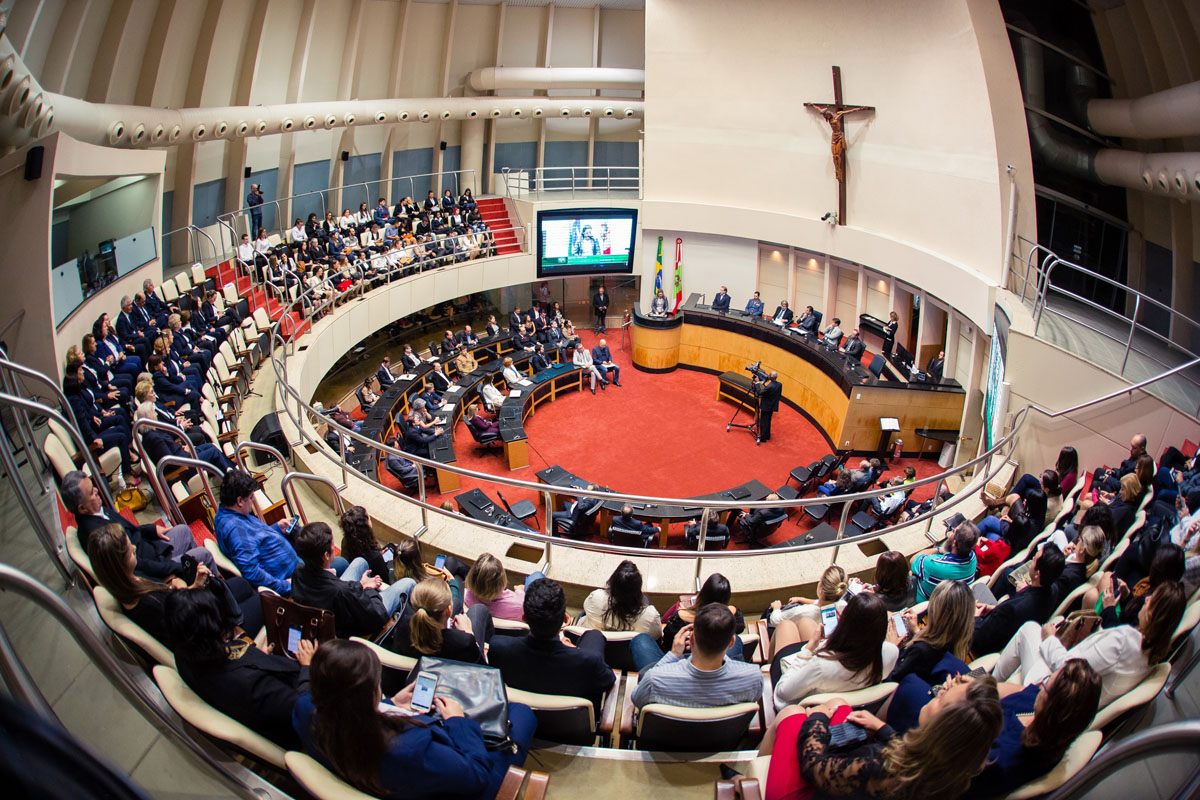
[600,381,606,391]
[719,765,743,781]
[591,386,596,395]
[613,381,622,387]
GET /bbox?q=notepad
[399,374,417,380]
[446,385,461,393]
[509,390,522,397]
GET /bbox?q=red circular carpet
[379,329,944,549]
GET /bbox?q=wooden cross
[804,66,875,226]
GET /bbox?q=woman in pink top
[463,553,545,622]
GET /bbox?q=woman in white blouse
[992,580,1185,709]
[339,209,356,231]
[771,592,899,710]
[500,357,524,386]
[578,560,662,638]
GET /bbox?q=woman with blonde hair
[766,564,849,628]
[464,553,545,623]
[386,578,491,664]
[886,579,974,683]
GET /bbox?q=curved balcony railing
[501,165,641,200]
[263,242,1200,584]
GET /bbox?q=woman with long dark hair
[293,639,535,799]
[866,551,914,611]
[1056,446,1080,497]
[771,592,899,710]
[338,505,392,582]
[579,560,662,638]
[660,573,746,659]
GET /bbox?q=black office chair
[497,491,538,529]
[787,461,819,492]
[428,340,440,359]
[466,421,500,453]
[608,522,654,548]
[355,385,373,414]
[554,500,601,539]
[740,509,787,545]
[844,510,879,538]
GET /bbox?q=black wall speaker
[24,146,43,181]
[249,412,290,465]
[340,150,349,161]
[439,141,447,151]
[244,166,252,178]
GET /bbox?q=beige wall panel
[793,253,825,313]
[499,6,544,68]
[599,9,645,69]
[355,2,402,99]
[200,2,255,108]
[835,266,858,327]
[757,245,788,307]
[595,117,641,142]
[549,7,594,68]
[864,272,889,319]
[300,0,352,103]
[294,130,337,166]
[105,0,157,105]
[246,135,283,175]
[640,229,757,310]
[62,0,114,99]
[448,4,502,93]
[397,1,448,97]
[493,118,538,145]
[152,0,206,107]
[249,1,305,106]
[193,140,228,186]
[544,118,591,142]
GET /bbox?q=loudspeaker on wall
[24,145,43,181]
[340,151,349,161]
[249,412,290,466]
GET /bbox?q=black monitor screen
[895,343,913,365]
[536,208,637,278]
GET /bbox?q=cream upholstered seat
[93,586,175,668]
[284,751,375,800]
[63,525,97,583]
[506,686,598,746]
[349,635,418,672]
[204,538,242,577]
[152,665,286,767]
[799,681,897,710]
[634,701,759,751]
[1003,730,1102,800]
[1088,662,1170,731]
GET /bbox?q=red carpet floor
[378,329,945,549]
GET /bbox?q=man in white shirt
[822,317,844,347]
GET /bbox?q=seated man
[770,301,793,325]
[439,330,458,356]
[290,522,414,639]
[544,321,566,349]
[417,384,444,412]
[456,325,479,348]
[735,494,783,543]
[613,504,659,547]
[551,485,602,532]
[628,604,763,708]
[796,305,820,333]
[821,317,844,347]
[744,291,764,317]
[64,470,214,580]
[135,402,235,476]
[488,578,616,713]
[214,469,302,595]
[842,328,866,360]
[911,521,980,603]
[712,286,732,312]
[926,350,946,382]
[428,361,453,393]
[530,343,552,374]
[403,410,442,458]
[971,543,1065,656]
[376,356,396,387]
[455,344,478,376]
[400,344,422,371]
[685,509,731,549]
[1092,434,1147,493]
[868,477,909,519]
[591,339,621,387]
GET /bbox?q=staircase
[205,266,311,337]
[476,197,523,255]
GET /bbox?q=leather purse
[413,656,515,751]
[260,593,336,659]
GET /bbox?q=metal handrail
[280,471,347,524]
[233,440,289,475]
[1045,720,1200,800]
[153,455,224,528]
[130,416,205,515]
[0,565,265,798]
[501,165,641,200]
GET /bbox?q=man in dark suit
[971,544,1065,656]
[843,328,866,360]
[509,306,524,334]
[116,295,152,360]
[592,339,620,386]
[797,306,820,333]
[63,470,213,578]
[770,301,794,325]
[402,414,441,458]
[712,286,731,312]
[756,370,782,442]
[456,325,479,347]
[926,351,945,382]
[376,356,396,387]
[545,321,566,348]
[136,403,235,476]
[530,343,551,374]
[592,286,609,334]
[439,330,457,356]
[613,504,659,547]
[428,361,452,392]
[400,345,422,371]
[487,578,615,713]
[735,494,783,543]
[550,485,602,533]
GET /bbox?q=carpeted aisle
[377,327,945,549]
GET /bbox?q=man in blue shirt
[911,521,980,602]
[591,339,621,386]
[214,469,299,594]
[744,291,764,316]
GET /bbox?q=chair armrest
[598,670,622,735]
[523,771,549,800]
[217,430,239,443]
[715,781,737,800]
[619,672,639,738]
[741,778,763,800]
[753,618,770,664]
[495,767,527,800]
[759,665,776,731]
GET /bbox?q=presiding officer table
[630,295,966,456]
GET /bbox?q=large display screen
[536,208,637,278]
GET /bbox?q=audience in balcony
[766,564,849,629]
[992,580,1186,709]
[134,402,236,476]
[87,523,263,643]
[463,553,545,623]
[1092,433,1148,494]
[770,592,900,710]
[1055,445,1080,497]
[337,506,395,583]
[577,560,662,638]
[911,521,980,603]
[292,639,535,799]
[166,588,313,750]
[863,550,915,612]
[386,577,492,665]
[886,579,974,684]
[213,469,302,595]
[971,543,1065,656]
[660,573,746,661]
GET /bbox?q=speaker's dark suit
[757,379,782,442]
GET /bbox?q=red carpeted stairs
[205,263,310,337]
[475,197,522,255]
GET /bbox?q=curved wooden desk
[630,303,683,372]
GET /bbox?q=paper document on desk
[399,374,417,380]
[509,390,522,397]
[446,385,461,393]
[518,379,532,386]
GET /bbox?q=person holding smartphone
[293,639,535,799]
[385,578,492,666]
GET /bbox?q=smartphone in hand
[410,671,438,713]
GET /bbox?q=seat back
[1088,662,1170,731]
[161,280,180,303]
[609,523,649,549]
[223,282,240,305]
[63,525,96,583]
[1003,730,1102,800]
[93,586,175,667]
[635,702,758,752]
[507,687,596,746]
[285,752,375,800]
[152,665,287,767]
[191,263,207,290]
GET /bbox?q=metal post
[828,499,855,565]
[1121,295,1140,375]
[0,418,73,585]
[697,510,709,552]
[694,556,703,592]
[923,477,946,540]
[543,490,555,538]
[415,462,429,532]
[1,368,50,494]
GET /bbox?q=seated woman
[577,560,662,638]
[765,564,849,630]
[886,579,973,684]
[165,588,311,749]
[293,638,535,800]
[1056,445,1080,498]
[661,573,746,660]
[338,505,395,583]
[983,469,1056,533]
[1084,543,1184,625]
[478,377,506,411]
[863,551,915,612]
[500,357,524,385]
[386,578,491,667]
[464,404,499,437]
[992,581,1186,709]
[88,523,264,642]
[882,662,1101,800]
[770,592,899,710]
[356,377,378,414]
[752,673,1002,800]
[463,553,545,623]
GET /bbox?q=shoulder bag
[260,593,336,659]
[412,655,515,752]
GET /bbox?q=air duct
[1087,81,1200,140]
[467,67,645,92]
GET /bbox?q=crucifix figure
[805,66,874,226]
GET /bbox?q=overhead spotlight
[168,124,181,141]
[19,92,42,128]
[131,123,146,144]
[560,107,571,117]
[108,121,125,144]
[623,107,635,117]
[1194,174,1200,193]
[235,121,249,136]
[324,114,337,128]
[419,111,431,121]
[375,111,387,123]
[151,124,164,142]
[603,107,615,117]
[304,116,317,128]
[281,118,294,132]
[532,107,543,117]
[215,121,228,136]
[1175,172,1187,194]
[1157,172,1169,191]
[0,54,14,92]
[398,111,410,121]
[440,110,452,119]
[192,123,207,140]
[34,107,53,138]
[1141,171,1152,187]
[256,120,268,134]
[5,75,29,115]
[344,113,356,126]
[467,109,478,118]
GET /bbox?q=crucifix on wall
[804,66,875,226]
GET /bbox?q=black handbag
[412,656,515,752]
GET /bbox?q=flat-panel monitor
[895,343,913,367]
[536,208,637,278]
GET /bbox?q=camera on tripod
[745,361,769,383]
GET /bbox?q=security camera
[821,212,838,225]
